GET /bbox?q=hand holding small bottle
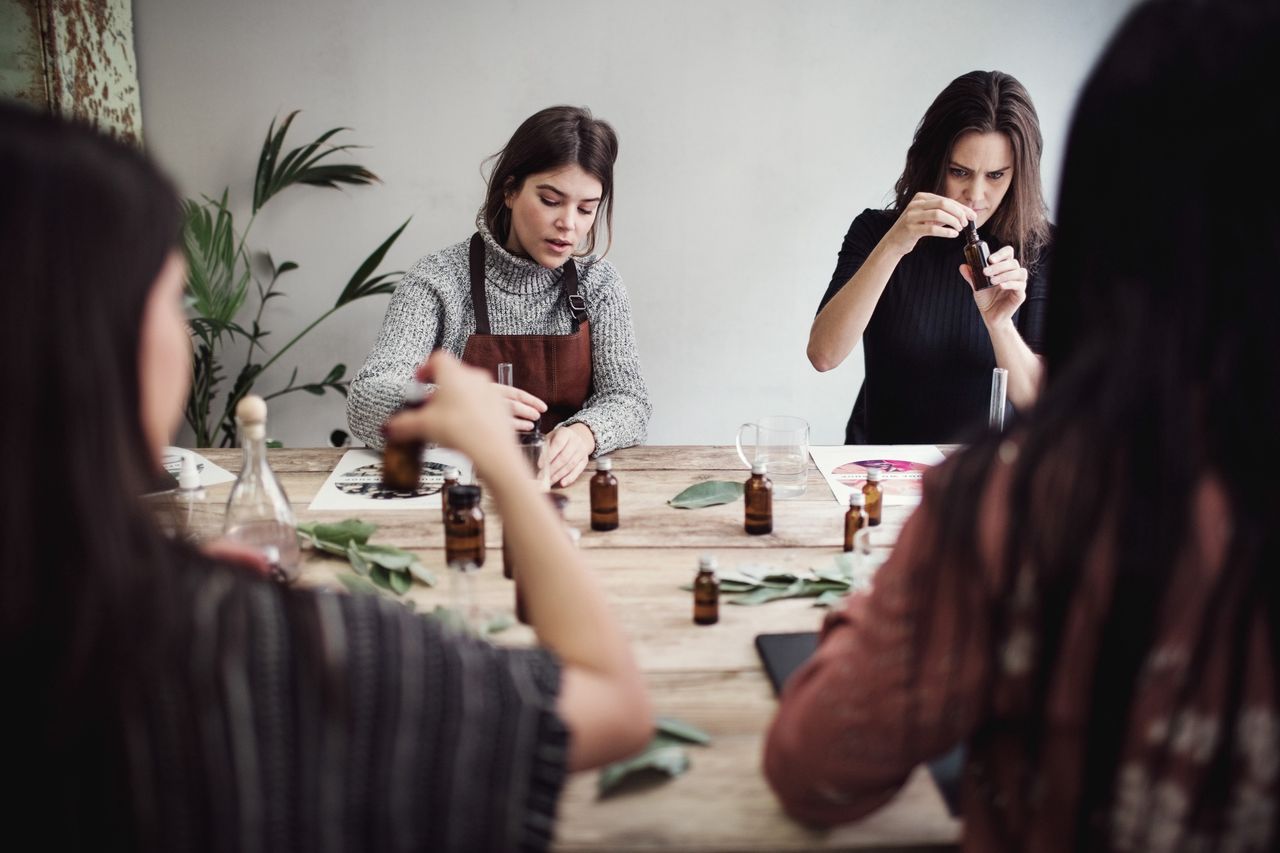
[960,243,1028,327]
[883,192,975,257]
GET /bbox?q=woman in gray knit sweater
[348,106,651,487]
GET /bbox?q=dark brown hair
[893,70,1050,268]
[482,105,618,257]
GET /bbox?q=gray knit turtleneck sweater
[347,222,651,455]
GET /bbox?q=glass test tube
[989,367,1009,432]
[497,362,514,387]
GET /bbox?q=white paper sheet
[808,445,947,506]
[307,448,474,511]
[161,447,237,487]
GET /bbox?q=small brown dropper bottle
[516,492,574,624]
[382,381,428,491]
[439,466,460,526]
[444,484,485,568]
[844,490,868,552]
[863,468,883,527]
[590,457,619,531]
[962,220,995,290]
[744,461,773,535]
[693,555,720,625]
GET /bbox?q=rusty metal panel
[0,0,142,141]
[0,0,51,110]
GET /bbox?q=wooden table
[201,446,961,852]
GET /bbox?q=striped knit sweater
[818,209,1050,445]
[116,565,567,852]
[347,220,651,455]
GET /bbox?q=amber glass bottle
[744,462,773,535]
[693,555,720,625]
[381,382,428,491]
[962,220,995,290]
[863,468,883,527]
[516,493,573,625]
[590,457,619,531]
[444,485,485,567]
[843,491,868,552]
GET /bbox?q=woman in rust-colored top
[765,2,1280,850]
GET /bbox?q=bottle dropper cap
[866,468,882,482]
[236,395,268,441]
[698,554,717,571]
[751,461,767,475]
[178,454,201,490]
[596,456,612,471]
[444,466,460,481]
[848,490,865,507]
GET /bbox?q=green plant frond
[335,217,411,308]
[289,161,379,192]
[253,110,301,212]
[182,192,250,326]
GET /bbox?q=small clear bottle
[589,456,619,531]
[693,555,720,625]
[445,484,486,568]
[515,492,575,625]
[843,490,868,552]
[744,461,773,535]
[863,468,883,527]
[382,381,428,491]
[174,453,209,542]
[440,466,460,526]
[223,395,300,583]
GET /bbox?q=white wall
[134,0,1139,448]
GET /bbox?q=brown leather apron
[460,232,593,429]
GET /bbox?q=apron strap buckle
[568,294,587,314]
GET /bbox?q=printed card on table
[808,445,947,506]
[308,448,474,512]
[162,447,236,487]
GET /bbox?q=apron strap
[469,232,491,335]
[469,231,588,334]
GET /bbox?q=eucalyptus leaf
[668,480,744,509]
[597,744,690,797]
[386,569,412,595]
[346,540,371,576]
[655,716,712,745]
[484,612,514,636]
[337,574,381,596]
[299,519,376,547]
[352,542,416,571]
[407,561,436,587]
[813,590,848,608]
[369,565,395,592]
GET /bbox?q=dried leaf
[668,480,744,509]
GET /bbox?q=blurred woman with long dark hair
[0,101,650,850]
[768,1,1280,848]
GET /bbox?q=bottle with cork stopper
[590,456,619,531]
[862,468,883,527]
[693,555,720,625]
[223,395,300,583]
[844,490,868,552]
[381,381,428,491]
[744,461,773,535]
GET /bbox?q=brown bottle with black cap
[962,220,995,290]
[444,485,485,567]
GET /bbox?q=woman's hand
[203,538,272,576]
[384,351,519,471]
[545,423,596,487]
[495,383,548,432]
[960,244,1028,327]
[884,192,975,257]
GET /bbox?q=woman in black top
[808,71,1052,444]
[0,103,650,851]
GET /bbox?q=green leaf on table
[299,519,376,548]
[728,578,851,606]
[668,481,744,509]
[352,542,416,571]
[346,540,371,576]
[656,716,712,745]
[597,743,691,797]
[484,612,514,636]
[386,568,412,595]
[337,574,380,597]
[407,561,436,587]
[813,589,849,608]
[369,565,395,592]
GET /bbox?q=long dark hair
[914,2,1280,848]
[482,105,618,257]
[0,102,203,839]
[893,70,1050,268]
